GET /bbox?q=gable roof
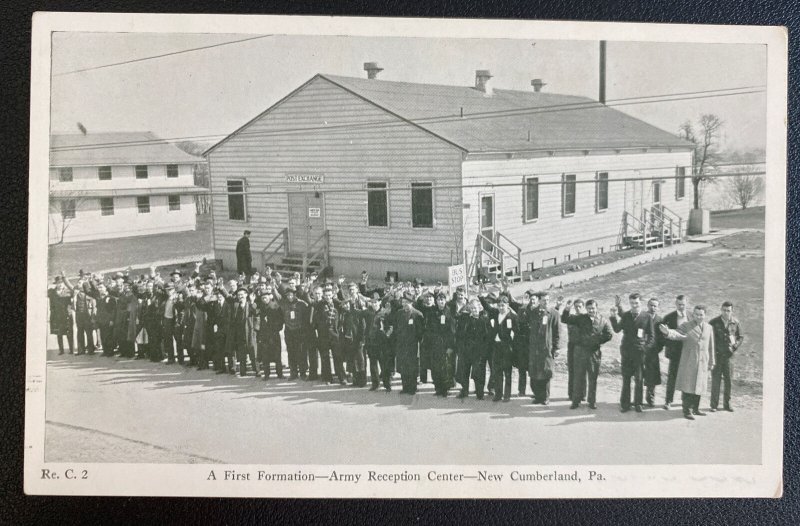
[321,75,692,153]
[50,132,200,167]
[205,74,693,156]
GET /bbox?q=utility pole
[599,40,607,104]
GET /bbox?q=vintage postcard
[25,13,787,497]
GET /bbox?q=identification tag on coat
[490,319,495,327]
[495,334,501,342]
[729,334,736,344]
[542,315,548,325]
[408,318,414,325]
[440,315,446,325]
[637,328,644,338]
[506,319,512,328]
[290,311,295,320]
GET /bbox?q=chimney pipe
[531,79,546,92]
[474,70,493,95]
[364,62,384,79]
[599,41,606,104]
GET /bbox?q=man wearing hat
[74,279,97,355]
[423,291,456,397]
[94,282,117,357]
[513,290,536,396]
[417,291,437,384]
[316,287,345,385]
[257,284,284,380]
[226,287,261,377]
[524,292,560,405]
[281,287,309,380]
[392,292,424,394]
[236,230,253,278]
[363,293,393,391]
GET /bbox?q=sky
[49,33,767,152]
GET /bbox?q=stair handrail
[476,232,521,278]
[303,229,330,277]
[262,227,289,267]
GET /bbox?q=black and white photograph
[25,14,787,498]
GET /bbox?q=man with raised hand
[561,298,613,409]
[610,293,655,413]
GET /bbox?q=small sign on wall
[308,207,321,218]
[286,174,324,183]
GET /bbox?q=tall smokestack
[599,40,607,104]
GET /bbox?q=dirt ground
[553,229,764,400]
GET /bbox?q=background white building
[49,132,207,244]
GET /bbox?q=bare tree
[49,192,89,244]
[678,114,724,209]
[724,170,765,209]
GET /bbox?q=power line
[52,170,766,199]
[53,34,274,76]
[49,85,766,153]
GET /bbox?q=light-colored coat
[666,320,715,395]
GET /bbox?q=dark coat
[363,308,391,358]
[95,294,117,327]
[236,235,252,274]
[489,309,518,369]
[257,297,284,361]
[560,310,613,355]
[525,307,560,380]
[661,310,689,361]
[224,300,260,355]
[709,315,744,362]
[391,308,424,376]
[610,309,655,374]
[460,313,492,364]
[48,288,73,335]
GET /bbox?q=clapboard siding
[208,76,463,271]
[462,151,693,269]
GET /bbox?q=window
[100,197,114,216]
[98,166,112,180]
[58,167,73,182]
[167,164,179,178]
[596,172,609,212]
[227,179,246,221]
[367,181,388,227]
[653,182,662,204]
[137,196,150,214]
[675,167,686,199]
[168,195,181,211]
[135,165,149,179]
[562,174,576,216]
[411,182,433,228]
[524,176,539,221]
[61,199,76,219]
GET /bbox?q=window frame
[137,196,151,214]
[60,199,76,219]
[562,173,577,217]
[366,180,389,228]
[98,166,112,181]
[226,178,247,222]
[166,164,179,178]
[99,197,114,216]
[168,194,181,211]
[523,175,539,223]
[410,181,434,229]
[675,166,686,200]
[653,181,662,204]
[135,165,149,179]
[58,167,73,182]
[595,172,609,213]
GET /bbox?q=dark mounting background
[1,1,797,523]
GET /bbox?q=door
[287,192,325,254]
[480,194,495,255]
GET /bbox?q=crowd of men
[47,263,745,421]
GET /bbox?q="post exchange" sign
[286,174,324,184]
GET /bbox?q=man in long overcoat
[392,293,424,394]
[659,305,715,420]
[423,292,457,397]
[525,292,560,405]
[226,288,261,377]
[236,230,253,277]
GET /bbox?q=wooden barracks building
[206,63,693,282]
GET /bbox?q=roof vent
[364,62,384,79]
[531,79,547,92]
[474,70,493,96]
